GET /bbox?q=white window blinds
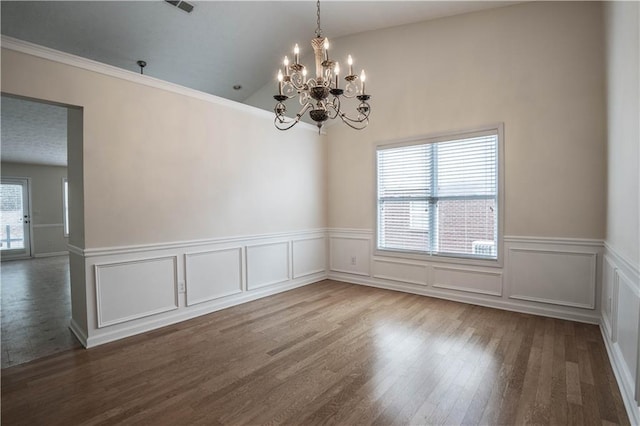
[377,130,498,259]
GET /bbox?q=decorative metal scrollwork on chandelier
[273,0,371,132]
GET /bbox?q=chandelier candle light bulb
[324,39,329,61]
[272,0,371,131]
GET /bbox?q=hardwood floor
[1,280,629,425]
[1,255,81,368]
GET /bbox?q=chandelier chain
[315,0,322,38]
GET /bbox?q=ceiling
[0,1,515,166]
[1,96,68,167]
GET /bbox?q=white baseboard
[600,322,640,426]
[85,272,325,348]
[69,318,88,347]
[328,272,600,324]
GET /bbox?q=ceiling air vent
[165,0,194,13]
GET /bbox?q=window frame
[374,124,504,268]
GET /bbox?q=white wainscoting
[78,229,327,348]
[328,229,601,324]
[600,243,640,426]
[292,237,326,279]
[602,254,618,339]
[329,230,371,276]
[507,247,596,309]
[373,258,427,286]
[246,241,290,290]
[185,247,243,306]
[433,265,502,297]
[95,256,179,328]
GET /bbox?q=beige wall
[604,1,640,264]
[1,48,325,249]
[1,161,69,255]
[318,2,605,239]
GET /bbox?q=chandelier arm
[339,111,370,123]
[336,102,371,128]
[337,113,369,130]
[274,102,313,131]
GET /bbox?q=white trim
[373,248,503,269]
[328,272,601,324]
[328,236,371,276]
[605,241,640,286]
[292,268,326,279]
[67,244,84,256]
[506,235,604,247]
[603,254,619,341]
[326,228,374,236]
[84,273,324,348]
[94,256,179,328]
[600,325,640,426]
[34,251,68,258]
[1,36,318,133]
[291,236,327,279]
[372,258,427,286]
[184,247,243,307]
[432,282,502,297]
[600,243,640,424]
[432,264,503,297]
[75,229,325,258]
[507,248,597,309]
[245,241,291,290]
[69,318,88,348]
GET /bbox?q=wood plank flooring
[1,255,81,367]
[1,280,629,425]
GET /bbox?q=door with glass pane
[0,178,32,259]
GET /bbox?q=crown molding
[1,36,319,134]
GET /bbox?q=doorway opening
[0,94,83,367]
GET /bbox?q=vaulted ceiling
[1,1,516,166]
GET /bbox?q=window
[376,126,501,261]
[63,178,69,237]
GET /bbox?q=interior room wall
[318,1,605,239]
[1,161,68,256]
[2,43,326,346]
[602,1,640,423]
[1,49,325,250]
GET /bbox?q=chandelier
[273,0,371,132]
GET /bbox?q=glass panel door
[0,178,31,259]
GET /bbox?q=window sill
[374,248,503,269]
